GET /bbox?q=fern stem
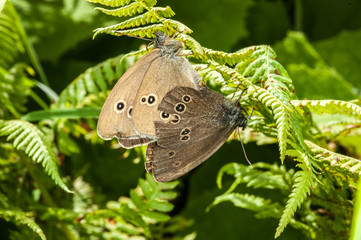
[9,2,49,86]
[18,151,77,240]
[350,175,361,240]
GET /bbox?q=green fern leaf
[94,7,174,35]
[120,205,151,237]
[193,46,255,66]
[292,99,361,118]
[86,0,133,7]
[0,1,24,69]
[275,161,314,238]
[160,19,192,34]
[209,193,282,219]
[0,209,46,240]
[95,1,147,18]
[217,162,290,192]
[249,87,291,162]
[0,120,71,193]
[306,140,361,177]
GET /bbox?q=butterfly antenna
[236,87,247,103]
[164,31,179,45]
[237,128,252,166]
[249,104,256,118]
[230,83,241,100]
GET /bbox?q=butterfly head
[232,103,248,130]
[154,32,184,56]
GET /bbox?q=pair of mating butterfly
[97,32,248,182]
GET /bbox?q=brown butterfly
[97,33,201,148]
[145,86,248,182]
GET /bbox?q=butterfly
[97,32,201,148]
[145,86,248,182]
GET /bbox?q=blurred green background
[4,0,361,239]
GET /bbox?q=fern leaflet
[292,99,361,118]
[275,159,314,237]
[0,209,46,240]
[0,120,71,193]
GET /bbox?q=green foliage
[0,0,360,239]
[0,120,71,193]
[41,174,193,239]
[89,0,192,39]
[0,209,46,240]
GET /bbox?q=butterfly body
[146,86,248,182]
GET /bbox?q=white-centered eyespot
[174,103,186,113]
[127,106,133,118]
[171,114,180,124]
[182,95,192,103]
[160,111,170,120]
[146,94,157,106]
[180,135,190,142]
[180,128,191,136]
[173,161,181,167]
[114,100,126,113]
[140,96,147,104]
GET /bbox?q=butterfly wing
[131,55,201,136]
[97,49,162,148]
[146,87,242,182]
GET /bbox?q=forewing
[97,50,161,147]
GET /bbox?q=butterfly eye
[175,103,186,113]
[147,94,157,106]
[114,100,126,113]
[140,96,147,104]
[127,106,133,118]
[182,95,191,103]
[171,114,180,124]
[160,111,170,120]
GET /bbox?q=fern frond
[95,1,147,18]
[94,7,174,36]
[86,0,132,7]
[63,173,184,239]
[97,23,166,38]
[0,120,71,193]
[240,45,295,100]
[193,46,256,66]
[0,209,46,240]
[305,140,361,177]
[275,160,314,238]
[90,0,194,44]
[130,174,178,222]
[207,60,251,87]
[210,193,282,218]
[292,99,361,118]
[160,19,192,34]
[249,86,291,162]
[0,65,35,119]
[216,162,290,192]
[73,177,94,213]
[0,1,24,69]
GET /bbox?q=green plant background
[1,0,361,239]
